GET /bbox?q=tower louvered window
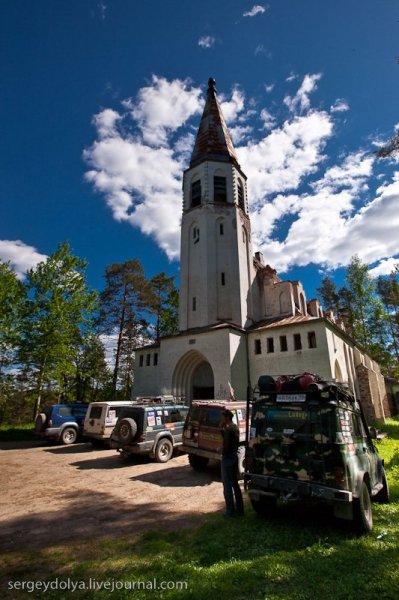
[214,176,227,202]
[191,180,201,207]
[237,180,245,211]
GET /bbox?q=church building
[134,79,389,423]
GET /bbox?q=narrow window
[280,335,288,352]
[191,180,201,207]
[192,297,196,311]
[193,227,200,244]
[139,355,144,367]
[214,176,227,202]
[153,353,158,366]
[221,272,225,286]
[254,339,262,355]
[237,180,245,211]
[219,223,224,235]
[267,338,274,353]
[294,333,302,350]
[146,354,151,366]
[308,331,317,348]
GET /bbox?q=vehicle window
[89,406,102,419]
[71,405,88,417]
[58,406,73,417]
[165,409,186,423]
[188,406,201,423]
[202,408,222,427]
[114,406,129,417]
[146,410,164,428]
[252,404,335,437]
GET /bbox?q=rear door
[197,406,223,454]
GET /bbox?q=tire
[375,468,390,504]
[116,418,137,444]
[60,427,78,445]
[188,454,209,470]
[250,495,277,517]
[154,438,173,463]
[35,413,46,433]
[353,480,373,533]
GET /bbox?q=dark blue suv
[34,403,88,445]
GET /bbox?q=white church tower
[179,78,257,331]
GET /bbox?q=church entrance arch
[172,350,214,403]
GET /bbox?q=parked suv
[245,373,390,533]
[83,401,135,446]
[34,403,88,445]
[181,400,247,474]
[110,399,189,463]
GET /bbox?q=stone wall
[355,363,389,423]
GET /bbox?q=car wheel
[116,418,137,444]
[353,480,373,533]
[375,468,390,504]
[154,438,173,463]
[188,454,209,470]
[61,427,77,445]
[250,495,277,517]
[34,413,46,433]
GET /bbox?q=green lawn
[0,424,35,442]
[1,418,399,600]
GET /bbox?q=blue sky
[1,0,398,300]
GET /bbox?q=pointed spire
[189,78,240,169]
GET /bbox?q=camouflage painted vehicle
[245,374,389,533]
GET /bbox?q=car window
[58,406,73,417]
[71,405,88,417]
[202,408,222,427]
[252,404,335,437]
[164,408,187,423]
[88,406,102,419]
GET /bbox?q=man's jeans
[221,454,244,516]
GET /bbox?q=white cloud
[284,73,322,112]
[84,74,399,277]
[265,83,275,93]
[369,257,399,278]
[123,75,202,146]
[330,98,349,113]
[198,36,215,48]
[0,240,47,279]
[243,5,267,17]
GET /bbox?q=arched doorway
[172,350,214,403]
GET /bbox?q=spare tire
[35,413,46,433]
[115,418,137,444]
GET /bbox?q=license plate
[276,394,306,403]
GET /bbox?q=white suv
[83,401,135,446]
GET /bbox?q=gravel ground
[0,440,226,553]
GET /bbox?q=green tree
[316,275,340,314]
[376,268,399,369]
[148,273,179,341]
[0,261,25,373]
[19,242,98,418]
[98,259,150,395]
[340,255,384,351]
[73,334,111,403]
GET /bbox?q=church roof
[189,78,241,170]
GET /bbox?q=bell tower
[179,78,257,331]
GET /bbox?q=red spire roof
[189,78,240,169]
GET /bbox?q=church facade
[134,79,389,423]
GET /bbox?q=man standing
[220,409,244,517]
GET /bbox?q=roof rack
[132,395,183,406]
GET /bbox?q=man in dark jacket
[220,409,244,517]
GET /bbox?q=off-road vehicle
[110,399,189,463]
[83,400,135,446]
[34,403,88,445]
[245,373,389,533]
[181,400,247,475]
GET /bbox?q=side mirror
[369,426,377,440]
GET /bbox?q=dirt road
[0,441,225,553]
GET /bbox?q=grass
[1,418,399,600]
[0,423,35,442]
